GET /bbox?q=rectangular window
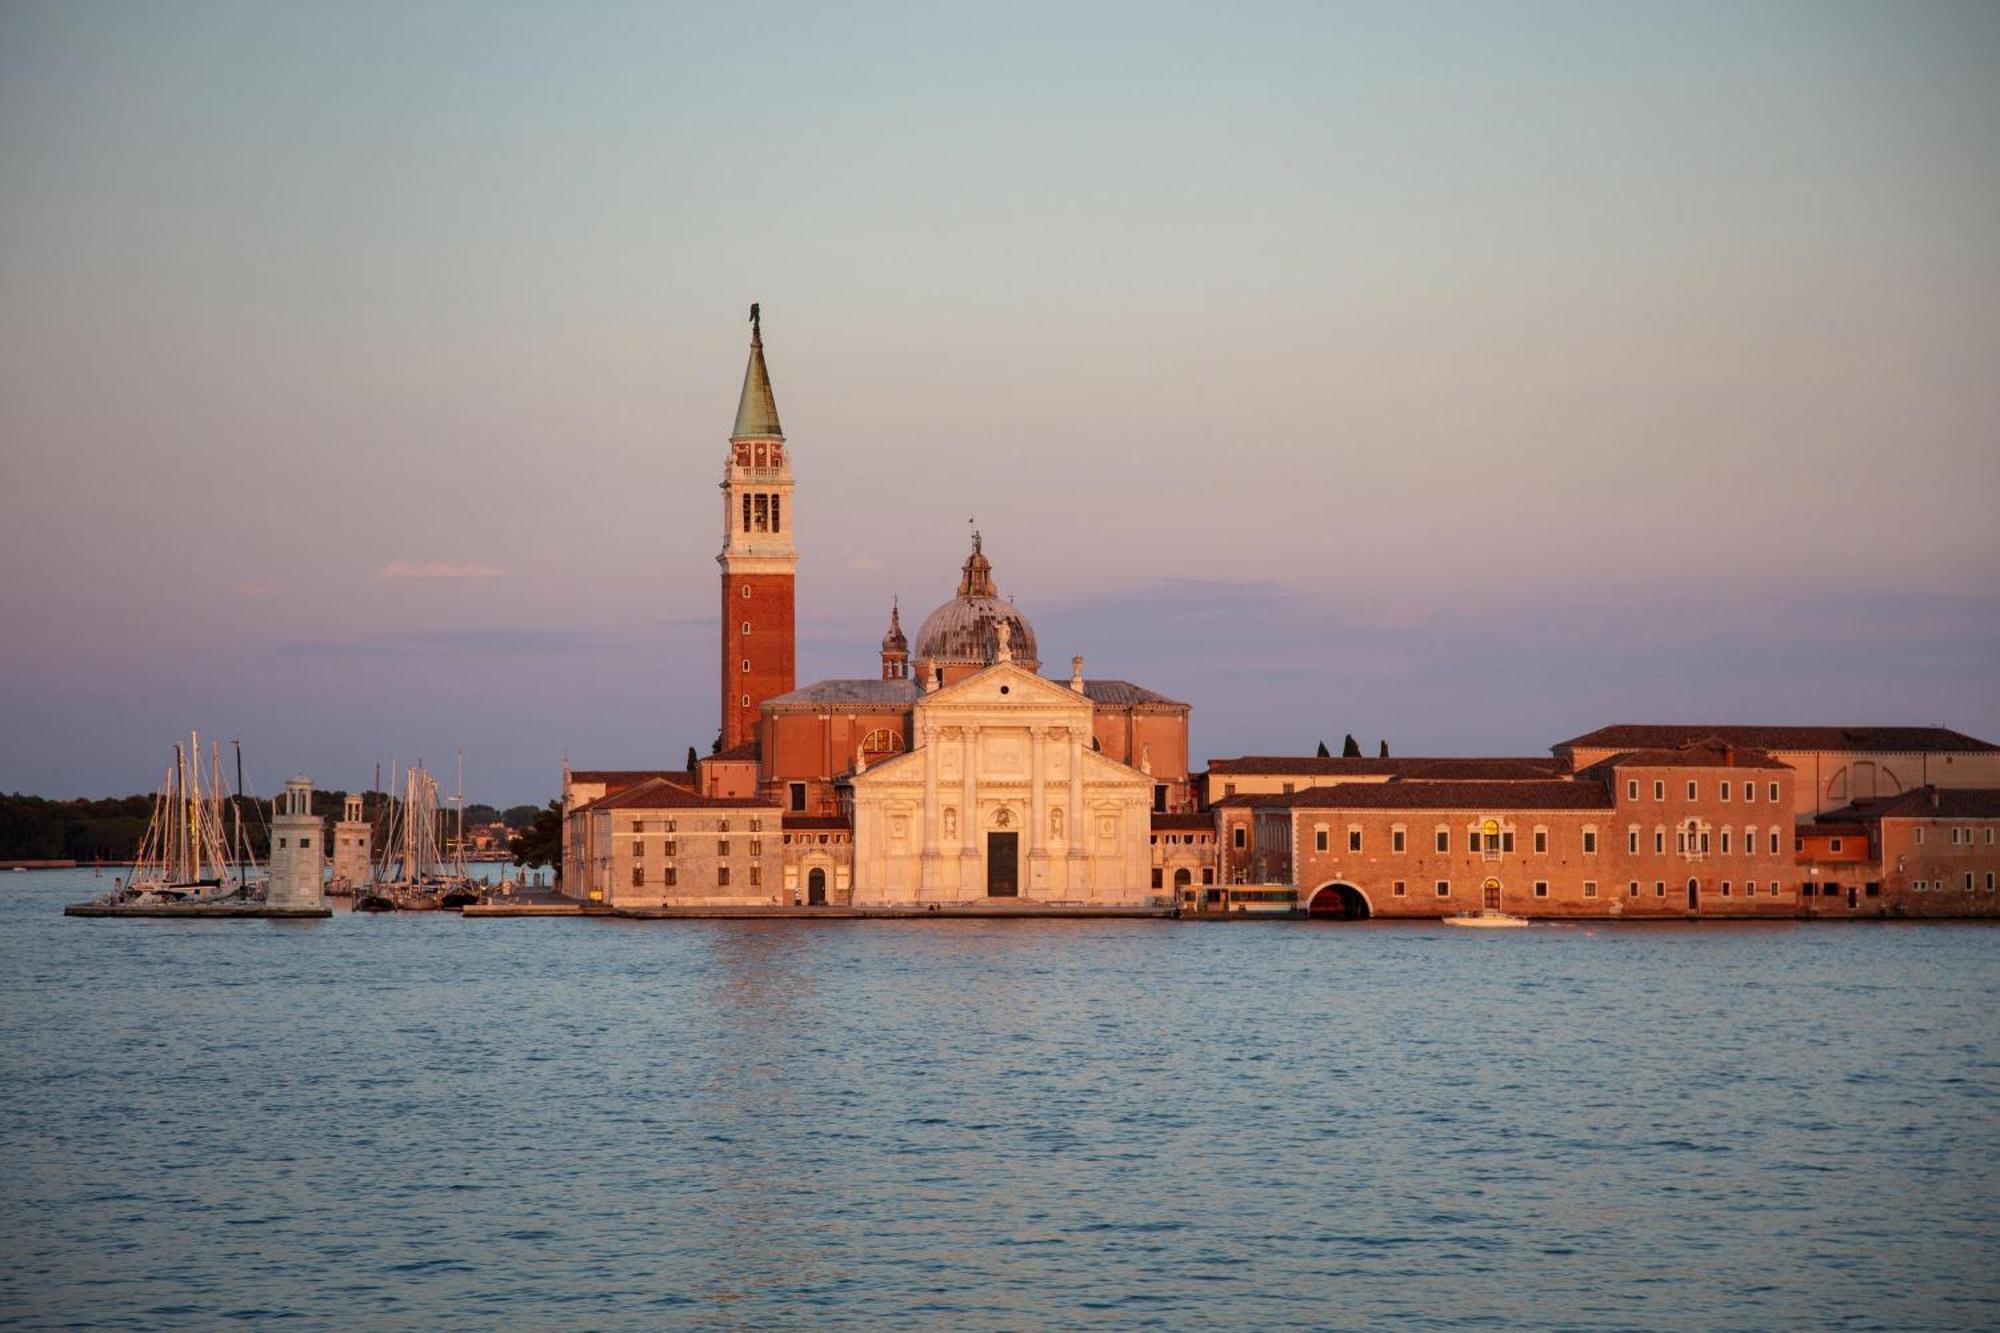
[1435,879,1450,897]
[1743,784,1755,804]
[1627,880,1639,898]
[1768,782,1779,802]
[1152,868,1164,889]
[1393,829,1406,853]
[718,866,731,887]
[1720,781,1731,802]
[1583,880,1598,898]
[1966,873,1976,891]
[750,864,762,886]
[1233,826,1246,849]
[631,866,644,887]
[1986,872,1995,891]
[1687,780,1698,800]
[1582,830,1597,854]
[1393,880,1407,897]
[1720,830,1730,855]
[789,783,807,813]
[1502,831,1515,852]
[1224,783,1236,797]
[749,840,761,857]
[1534,880,1549,898]
[770,495,781,533]
[665,866,676,887]
[633,840,645,858]
[1282,782,1294,795]
[741,493,752,532]
[1315,829,1329,853]
[1655,880,1665,897]
[718,840,730,857]
[1348,830,1362,853]
[1769,880,1779,895]
[1830,837,1843,853]
[1202,868,1215,885]
[1654,780,1665,800]
[1627,779,1638,800]
[665,840,676,856]
[1655,830,1665,854]
[1915,827,1925,845]
[1769,831,1779,855]
[1534,829,1547,854]
[1720,880,1731,897]
[1436,829,1449,853]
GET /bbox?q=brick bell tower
[717,304,796,750]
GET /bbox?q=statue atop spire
[732,302,783,439]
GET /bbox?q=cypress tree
[1342,734,1362,758]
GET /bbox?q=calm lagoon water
[2,868,1996,1330]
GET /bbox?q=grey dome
[912,535,1039,671]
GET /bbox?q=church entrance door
[987,832,1019,897]
[807,868,826,906]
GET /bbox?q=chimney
[1070,655,1085,692]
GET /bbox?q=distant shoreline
[1,859,79,870]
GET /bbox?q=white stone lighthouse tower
[267,776,325,909]
[331,794,372,893]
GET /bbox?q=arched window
[860,727,902,756]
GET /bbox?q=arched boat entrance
[1306,883,1371,920]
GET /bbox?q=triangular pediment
[919,661,1094,714]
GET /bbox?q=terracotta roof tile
[1821,788,2000,822]
[1577,741,1790,773]
[1151,813,1214,830]
[1204,756,1561,779]
[577,777,780,814]
[1258,780,1615,812]
[568,769,691,789]
[1557,724,1997,754]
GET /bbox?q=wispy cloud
[278,625,642,657]
[379,560,505,581]
[234,580,270,597]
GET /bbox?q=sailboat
[354,761,473,912]
[91,733,258,906]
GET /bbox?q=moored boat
[1443,909,1531,928]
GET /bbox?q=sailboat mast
[173,741,188,884]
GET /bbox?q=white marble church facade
[848,658,1156,905]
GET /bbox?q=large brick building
[556,309,2000,919]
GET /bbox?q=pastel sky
[2,1,1996,805]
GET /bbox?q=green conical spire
[732,305,784,439]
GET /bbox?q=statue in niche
[1049,807,1063,839]
[943,807,957,839]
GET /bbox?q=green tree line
[0,791,544,862]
